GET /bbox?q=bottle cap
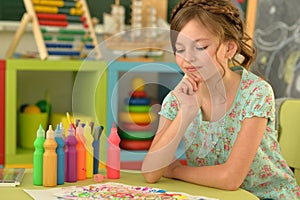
[68,124,75,135]
[76,122,86,143]
[108,123,120,144]
[36,124,45,138]
[59,122,65,137]
[54,124,64,138]
[84,122,93,144]
[89,121,94,133]
[46,125,55,139]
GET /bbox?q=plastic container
[18,112,48,149]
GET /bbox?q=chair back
[278,99,300,185]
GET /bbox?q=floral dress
[159,66,300,199]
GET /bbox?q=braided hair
[170,0,256,70]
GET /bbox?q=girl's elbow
[222,180,242,191]
[220,170,244,191]
[142,172,161,183]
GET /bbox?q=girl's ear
[225,40,238,59]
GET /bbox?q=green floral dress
[159,66,300,199]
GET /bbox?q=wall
[252,0,300,98]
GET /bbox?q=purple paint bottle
[65,124,78,182]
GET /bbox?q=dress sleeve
[158,92,180,121]
[241,80,275,121]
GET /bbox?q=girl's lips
[186,66,201,72]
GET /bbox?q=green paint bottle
[33,124,46,186]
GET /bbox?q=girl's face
[174,18,229,81]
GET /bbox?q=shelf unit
[0,60,5,166]
[107,61,185,169]
[5,59,107,165]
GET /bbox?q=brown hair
[170,0,256,70]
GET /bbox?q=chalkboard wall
[0,0,247,23]
[0,0,181,23]
[253,0,300,98]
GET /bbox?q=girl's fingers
[175,77,195,95]
[186,72,203,91]
[184,75,199,92]
[184,78,195,95]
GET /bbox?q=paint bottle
[33,124,45,186]
[55,124,65,185]
[84,122,94,178]
[65,124,78,182]
[107,123,121,179]
[43,125,57,187]
[92,125,103,174]
[76,123,86,180]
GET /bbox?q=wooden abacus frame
[6,0,102,60]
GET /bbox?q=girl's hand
[172,76,202,116]
[163,159,182,179]
[176,75,198,95]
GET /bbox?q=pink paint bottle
[65,124,78,182]
[106,123,121,179]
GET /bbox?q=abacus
[6,0,101,60]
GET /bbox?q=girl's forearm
[142,108,193,182]
[172,163,241,191]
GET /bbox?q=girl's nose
[184,49,196,63]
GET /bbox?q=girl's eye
[195,46,208,51]
[175,49,185,54]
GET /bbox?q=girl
[141,0,300,199]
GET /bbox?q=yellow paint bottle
[43,125,58,187]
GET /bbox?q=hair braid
[170,0,256,70]
[171,0,243,35]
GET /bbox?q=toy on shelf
[103,0,125,35]
[18,98,51,150]
[103,0,169,55]
[118,77,157,151]
[6,0,101,60]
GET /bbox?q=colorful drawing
[53,182,218,200]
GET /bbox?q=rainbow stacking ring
[118,129,155,140]
[124,98,150,105]
[119,112,156,124]
[120,122,152,131]
[130,90,147,98]
[124,105,150,113]
[120,139,153,150]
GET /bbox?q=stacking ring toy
[124,105,150,113]
[118,129,155,140]
[119,122,153,131]
[131,77,145,92]
[120,139,153,150]
[130,90,147,98]
[124,98,150,105]
[119,112,156,124]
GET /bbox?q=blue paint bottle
[55,124,65,185]
[92,125,103,174]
